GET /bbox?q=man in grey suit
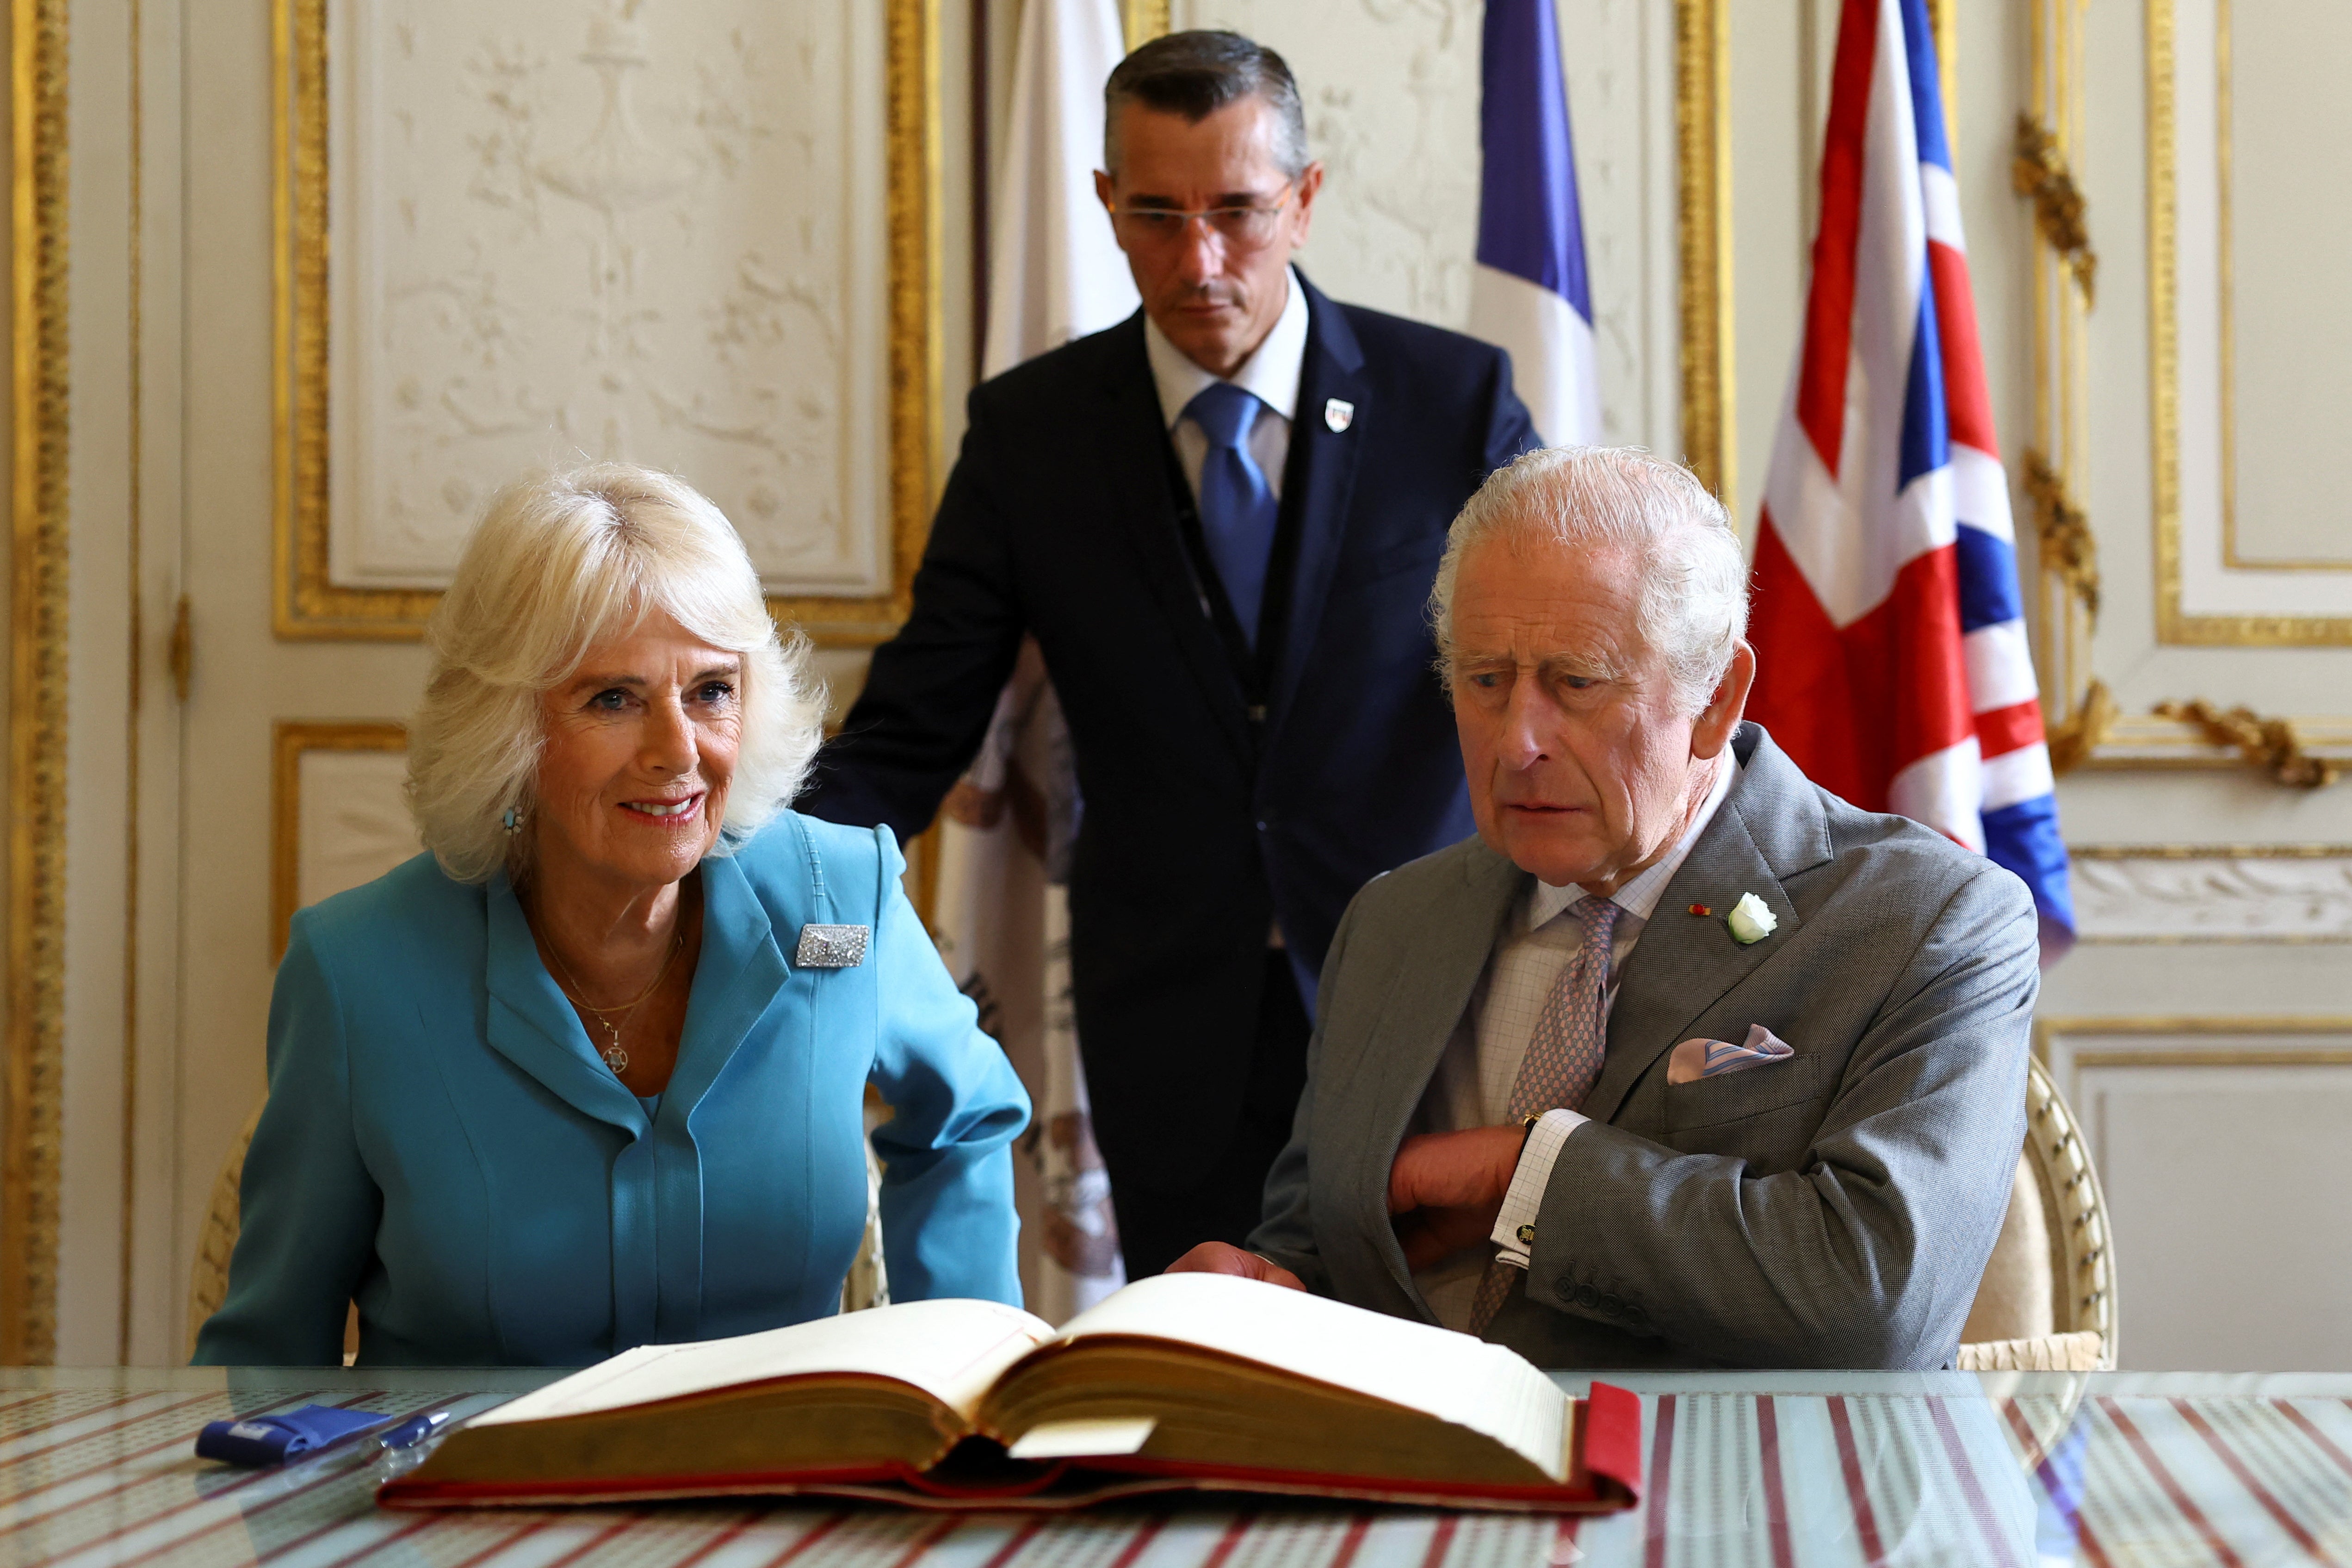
[1171,446,2037,1369]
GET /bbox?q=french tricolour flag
[1745,0,2076,959]
[1468,0,1600,445]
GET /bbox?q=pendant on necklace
[602,1043,629,1073]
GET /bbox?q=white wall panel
[2228,5,2352,570]
[2056,1044,2352,1370]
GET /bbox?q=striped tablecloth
[2,1370,2349,1567]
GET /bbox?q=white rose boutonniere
[1727,892,1779,946]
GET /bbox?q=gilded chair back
[1957,1054,2118,1371]
[186,1104,265,1362]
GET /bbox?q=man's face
[1448,532,1753,893]
[1095,97,1322,378]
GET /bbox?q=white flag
[983,0,1138,378]
[936,0,1135,1324]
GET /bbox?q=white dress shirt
[1411,754,1740,1332]
[1144,266,1310,502]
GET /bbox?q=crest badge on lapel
[1324,398,1355,434]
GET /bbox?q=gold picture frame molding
[1122,1,1170,46]
[5,0,69,1367]
[1673,0,1733,505]
[2034,1016,2352,1103]
[270,0,947,645]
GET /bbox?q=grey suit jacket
[1249,723,2038,1370]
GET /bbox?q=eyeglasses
[1109,184,1298,252]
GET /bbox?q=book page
[1041,1275,1567,1479]
[473,1300,1053,1429]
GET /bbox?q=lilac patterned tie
[1467,895,1621,1336]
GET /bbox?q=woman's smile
[620,792,704,824]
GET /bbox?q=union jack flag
[1745,0,2076,958]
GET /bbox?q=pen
[377,1408,455,1450]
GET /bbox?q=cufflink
[1516,1223,1536,1245]
[794,924,870,968]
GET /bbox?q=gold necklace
[546,924,684,1075]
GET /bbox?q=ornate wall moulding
[2068,845,2352,943]
[6,0,71,1368]
[269,722,416,963]
[2029,0,2349,781]
[272,0,944,645]
[2022,0,2109,765]
[2150,700,2341,789]
[2080,712,2352,774]
[2034,1014,2352,1085]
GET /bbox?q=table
[1,1367,2347,1567]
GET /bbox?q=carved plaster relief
[1171,0,1478,324]
[1168,0,1676,451]
[327,0,888,594]
[2072,853,2352,942]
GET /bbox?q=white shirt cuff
[1489,1109,1588,1269]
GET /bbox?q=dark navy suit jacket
[801,275,1537,1194]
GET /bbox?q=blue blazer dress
[192,813,1030,1367]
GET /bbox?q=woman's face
[532,610,742,895]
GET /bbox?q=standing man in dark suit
[799,31,1539,1277]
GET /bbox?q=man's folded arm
[1519,865,2039,1368]
[798,400,1027,842]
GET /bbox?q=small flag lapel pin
[1324,398,1355,433]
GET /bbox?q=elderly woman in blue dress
[196,465,1028,1366]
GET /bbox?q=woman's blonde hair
[407,463,826,884]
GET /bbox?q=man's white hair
[407,463,826,885]
[1429,446,1751,713]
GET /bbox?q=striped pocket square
[1667,1023,1795,1085]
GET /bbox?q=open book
[380,1274,1640,1513]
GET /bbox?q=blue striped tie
[1184,381,1279,648]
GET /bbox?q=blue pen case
[196,1404,390,1467]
